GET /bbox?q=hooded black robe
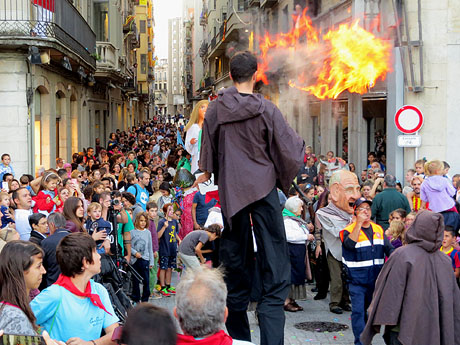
[199,86,305,220]
[361,210,460,345]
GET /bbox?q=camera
[111,198,120,207]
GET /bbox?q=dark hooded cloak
[361,210,460,345]
[199,86,305,220]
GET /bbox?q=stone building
[154,58,168,116]
[168,17,185,116]
[192,0,460,179]
[0,0,154,176]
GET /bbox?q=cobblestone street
[150,276,386,345]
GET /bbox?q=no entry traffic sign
[394,105,424,134]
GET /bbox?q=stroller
[94,254,139,323]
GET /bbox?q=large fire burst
[256,8,392,100]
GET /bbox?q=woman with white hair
[282,196,314,312]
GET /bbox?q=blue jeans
[132,258,150,302]
[348,283,375,345]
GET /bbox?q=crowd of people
[0,49,459,345]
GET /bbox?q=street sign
[397,135,421,147]
[394,105,424,134]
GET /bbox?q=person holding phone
[0,241,46,335]
[339,198,394,345]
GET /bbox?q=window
[155,83,158,90]
[140,54,147,74]
[237,0,246,11]
[282,5,289,32]
[93,0,109,41]
[173,39,177,44]
[272,9,278,35]
[158,83,161,90]
[140,20,146,33]
[164,83,167,90]
[163,72,166,79]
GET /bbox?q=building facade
[167,17,185,116]
[190,0,460,179]
[0,0,154,177]
[154,58,168,116]
[134,0,155,121]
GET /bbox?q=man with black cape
[361,210,460,345]
[194,51,305,345]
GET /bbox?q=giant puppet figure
[316,170,361,314]
[185,100,209,174]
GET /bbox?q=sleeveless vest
[340,222,385,285]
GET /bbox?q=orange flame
[256,9,392,100]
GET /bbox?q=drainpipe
[26,59,35,175]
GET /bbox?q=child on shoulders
[421,160,459,230]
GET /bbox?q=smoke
[254,8,392,101]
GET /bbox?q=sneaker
[167,286,176,295]
[150,291,162,300]
[160,288,171,297]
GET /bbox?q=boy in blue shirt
[85,202,112,254]
[157,203,180,296]
[0,153,14,182]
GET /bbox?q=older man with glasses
[340,197,394,345]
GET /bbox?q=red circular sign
[394,105,424,134]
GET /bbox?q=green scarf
[282,208,299,218]
[177,157,191,172]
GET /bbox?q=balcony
[226,7,251,40]
[207,4,250,59]
[96,42,118,70]
[199,10,207,26]
[199,41,208,57]
[0,0,96,69]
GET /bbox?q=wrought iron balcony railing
[0,0,96,69]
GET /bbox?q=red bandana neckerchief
[177,330,233,345]
[54,274,112,315]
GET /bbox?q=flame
[256,8,392,100]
